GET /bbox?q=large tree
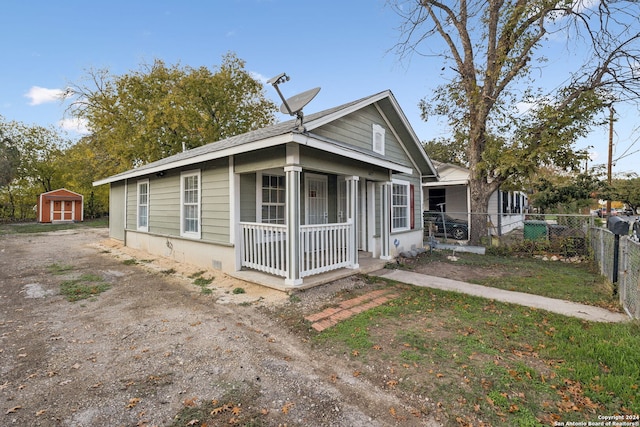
[0,121,69,220]
[66,52,278,173]
[0,122,20,188]
[3,122,67,193]
[392,0,640,243]
[530,170,604,213]
[606,173,640,214]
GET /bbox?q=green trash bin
[524,220,547,240]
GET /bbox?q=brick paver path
[304,289,399,332]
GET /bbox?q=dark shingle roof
[94,90,437,185]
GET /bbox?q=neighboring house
[37,188,84,223]
[94,90,439,289]
[423,161,528,237]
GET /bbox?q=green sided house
[93,90,438,289]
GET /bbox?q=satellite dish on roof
[279,87,320,115]
[267,72,321,131]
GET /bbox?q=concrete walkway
[376,269,629,323]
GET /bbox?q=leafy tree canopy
[603,173,640,213]
[530,169,605,213]
[392,0,640,243]
[66,52,278,173]
[1,121,68,193]
[0,119,20,188]
[423,131,468,167]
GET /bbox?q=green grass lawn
[416,250,620,310]
[0,217,108,234]
[313,282,639,426]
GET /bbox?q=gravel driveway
[0,228,438,426]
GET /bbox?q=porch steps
[304,289,399,332]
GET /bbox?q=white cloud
[24,86,65,105]
[59,117,90,135]
[250,71,269,84]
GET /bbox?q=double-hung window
[181,170,201,238]
[137,179,149,232]
[391,179,410,232]
[260,174,285,224]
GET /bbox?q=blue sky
[1,0,637,174]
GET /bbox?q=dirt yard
[0,228,443,426]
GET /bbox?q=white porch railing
[300,222,352,277]
[240,222,287,277]
[239,222,353,279]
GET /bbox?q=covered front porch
[235,168,395,289]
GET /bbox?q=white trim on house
[136,179,149,232]
[94,134,294,186]
[293,134,413,175]
[229,156,237,245]
[372,123,385,155]
[94,132,412,186]
[180,169,201,239]
[391,178,411,233]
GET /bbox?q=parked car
[423,211,469,240]
[596,208,619,218]
[622,207,636,216]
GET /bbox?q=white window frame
[180,170,201,239]
[391,179,410,232]
[372,123,385,155]
[257,172,286,224]
[137,179,149,232]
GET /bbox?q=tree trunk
[468,175,493,245]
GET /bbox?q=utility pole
[606,105,614,220]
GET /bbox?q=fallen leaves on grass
[183,396,198,407]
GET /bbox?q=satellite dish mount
[267,72,320,131]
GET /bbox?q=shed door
[305,174,328,225]
[64,201,73,221]
[52,201,62,221]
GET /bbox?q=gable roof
[423,160,471,187]
[39,188,84,200]
[94,90,438,186]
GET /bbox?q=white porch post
[346,176,360,269]
[379,182,392,260]
[284,165,302,286]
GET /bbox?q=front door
[305,174,328,225]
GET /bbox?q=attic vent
[372,124,385,155]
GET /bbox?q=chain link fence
[590,226,617,282]
[587,226,640,319]
[424,211,639,319]
[617,237,640,319]
[489,213,593,257]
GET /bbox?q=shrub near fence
[517,214,593,257]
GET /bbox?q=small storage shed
[37,188,84,223]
